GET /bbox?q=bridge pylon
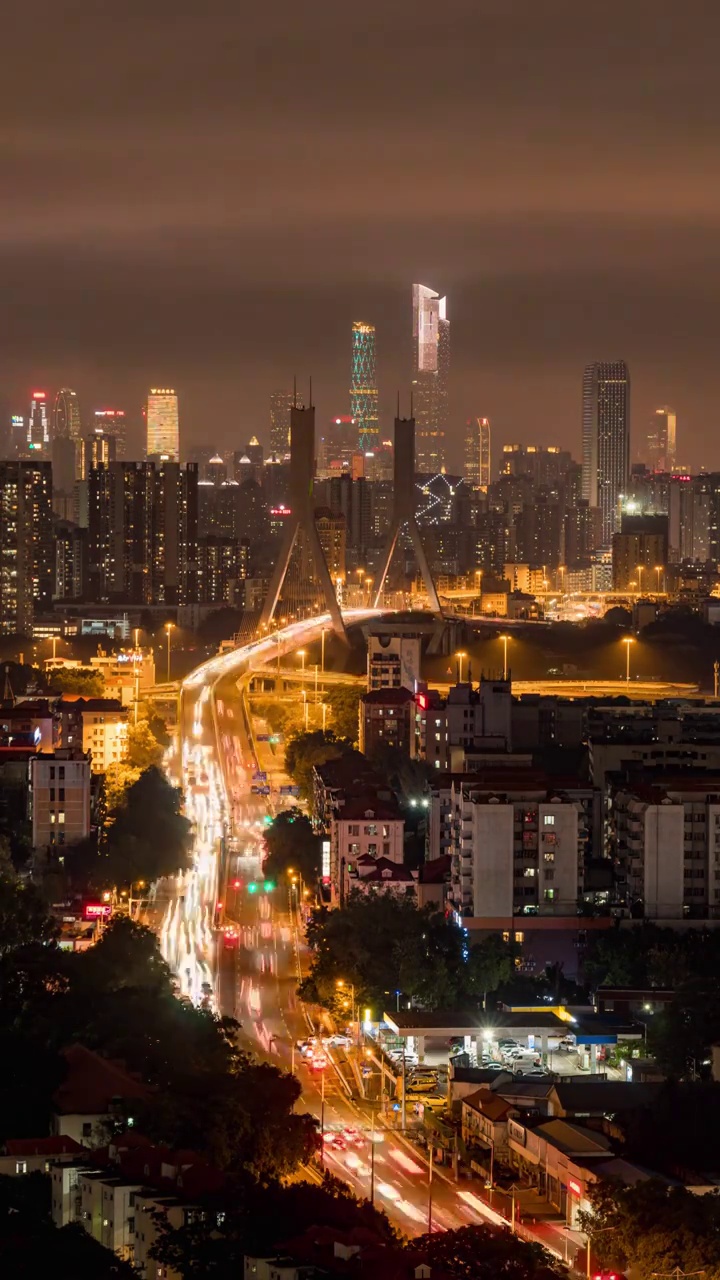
[373,414,441,614]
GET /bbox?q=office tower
[145,388,179,460]
[53,388,81,440]
[151,461,198,605]
[27,391,50,457]
[412,284,449,474]
[350,321,379,453]
[269,390,293,457]
[647,406,677,472]
[54,521,87,599]
[500,444,574,490]
[8,414,25,458]
[581,361,630,546]
[51,436,77,497]
[0,461,53,634]
[464,417,491,491]
[315,508,346,581]
[79,429,117,479]
[208,454,228,487]
[88,462,153,603]
[93,409,127,459]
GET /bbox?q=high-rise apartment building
[581,361,630,546]
[269,390,293,457]
[145,388,179,460]
[611,514,669,590]
[88,460,198,605]
[647,406,677,472]
[52,389,81,441]
[412,284,449,474]
[350,322,378,453]
[27,391,50,457]
[0,461,53,634]
[464,417,491,491]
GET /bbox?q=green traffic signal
[247,882,258,894]
[263,880,275,892]
[263,815,272,827]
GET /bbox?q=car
[522,1069,551,1078]
[418,1094,447,1111]
[406,1078,438,1094]
[342,1126,364,1145]
[497,1038,521,1050]
[311,1054,329,1071]
[484,1061,505,1070]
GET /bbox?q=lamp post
[455,650,467,683]
[336,978,357,1042]
[165,622,174,682]
[637,564,644,594]
[622,636,635,686]
[427,1140,434,1234]
[500,634,511,681]
[369,1111,384,1205]
[586,1225,618,1280]
[655,564,664,594]
[297,649,306,695]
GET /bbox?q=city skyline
[3,6,720,473]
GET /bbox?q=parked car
[406,1078,438,1094]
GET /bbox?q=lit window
[544,815,555,826]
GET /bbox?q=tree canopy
[47,667,105,697]
[102,766,193,886]
[262,808,320,884]
[322,685,362,743]
[579,1179,720,1280]
[284,729,354,806]
[414,1224,565,1280]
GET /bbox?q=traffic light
[263,815,272,827]
[263,880,275,892]
[247,882,258,894]
[232,879,241,890]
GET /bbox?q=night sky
[4,1,720,470]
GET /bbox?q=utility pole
[427,1141,434,1235]
[714,660,719,700]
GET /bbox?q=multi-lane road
[156,615,575,1248]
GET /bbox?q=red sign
[567,1179,582,1197]
[83,902,112,920]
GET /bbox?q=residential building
[461,1088,514,1172]
[28,748,91,852]
[500,444,574,489]
[366,627,422,691]
[59,698,129,773]
[151,459,199,605]
[647,405,677,472]
[0,699,56,749]
[0,460,53,635]
[51,1044,151,1146]
[145,387,179,460]
[612,513,668,590]
[350,321,378,453]
[464,417,491,491]
[412,283,449,474]
[582,360,630,546]
[92,408,127,459]
[416,678,512,769]
[331,796,405,903]
[315,508,346,582]
[198,534,249,604]
[312,751,388,832]
[359,687,416,757]
[0,1135,83,1178]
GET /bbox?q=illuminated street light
[655,564,664,593]
[297,649,307,695]
[455,650,467,683]
[622,636,635,685]
[499,634,511,681]
[636,564,644,593]
[165,621,175,682]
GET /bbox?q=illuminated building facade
[647,406,677,472]
[269,390,293,457]
[464,417,491,491]
[27,391,50,457]
[582,361,630,546]
[0,461,53,635]
[52,388,81,440]
[145,388,179,460]
[93,409,127,459]
[412,284,449,474]
[350,321,378,453]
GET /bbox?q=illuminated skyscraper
[93,408,127,459]
[27,391,50,457]
[350,321,378,453]
[412,284,449,474]
[582,361,630,546]
[145,388,179,460]
[0,461,53,634]
[464,417,491,491]
[647,406,677,472]
[52,388,81,440]
[269,390,293,457]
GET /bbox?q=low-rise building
[28,747,91,852]
[59,697,129,773]
[0,699,57,750]
[358,687,417,758]
[51,1044,151,1146]
[332,796,405,904]
[0,1135,83,1177]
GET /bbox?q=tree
[466,936,516,1008]
[197,607,243,644]
[104,766,192,885]
[103,760,142,812]
[263,809,320,884]
[284,730,354,806]
[47,667,105,697]
[579,1179,720,1280]
[125,719,165,770]
[323,685,363,743]
[413,1224,565,1280]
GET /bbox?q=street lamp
[655,564,664,593]
[336,978,357,1043]
[622,636,635,685]
[637,564,644,593]
[586,1225,617,1280]
[165,622,174,682]
[455,650,467,683]
[297,649,306,695]
[499,634,511,681]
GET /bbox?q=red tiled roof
[361,688,415,706]
[5,1136,84,1157]
[54,1045,152,1115]
[464,1088,514,1121]
[336,796,402,821]
[420,854,450,884]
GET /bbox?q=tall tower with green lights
[350,321,378,454]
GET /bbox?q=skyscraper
[145,388,179,460]
[412,284,449,474]
[582,361,630,546]
[269,390,293,457]
[350,322,378,453]
[647,406,677,472]
[27,391,50,457]
[93,408,127,459]
[53,388,81,440]
[464,417,491,491]
[0,461,53,634]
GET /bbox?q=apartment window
[544,888,555,902]
[545,869,555,881]
[543,814,555,826]
[502,931,510,942]
[15,1161,27,1174]
[383,843,390,858]
[58,766,65,781]
[364,825,378,836]
[514,931,524,943]
[58,812,65,824]
[349,825,359,837]
[523,867,536,877]
[49,767,55,780]
[348,843,359,855]
[127,1217,135,1233]
[368,843,378,856]
[382,825,390,838]
[59,788,65,802]
[50,789,55,802]
[82,1122,92,1138]
[544,851,555,863]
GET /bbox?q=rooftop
[362,687,416,706]
[54,1044,152,1116]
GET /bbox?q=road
[158,612,582,1253]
